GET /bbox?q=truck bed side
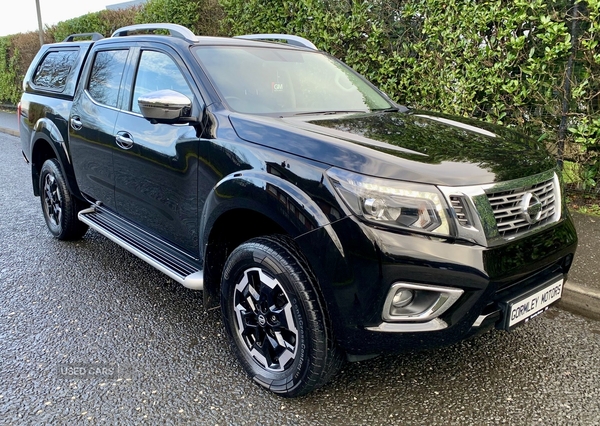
[19,41,95,197]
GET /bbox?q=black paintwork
[229,110,556,186]
[19,32,577,358]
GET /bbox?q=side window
[88,50,128,108]
[32,50,79,91]
[130,50,194,113]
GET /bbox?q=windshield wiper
[293,110,367,117]
[372,107,400,113]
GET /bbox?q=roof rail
[63,33,104,42]
[111,23,196,42]
[234,34,318,50]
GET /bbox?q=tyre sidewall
[221,240,317,396]
[39,159,86,240]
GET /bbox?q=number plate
[504,278,564,329]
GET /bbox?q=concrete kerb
[0,126,19,137]
[560,280,600,321]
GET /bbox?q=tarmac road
[1,132,600,425]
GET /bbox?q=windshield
[193,45,392,115]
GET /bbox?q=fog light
[383,283,464,322]
[392,289,414,308]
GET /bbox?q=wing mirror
[137,89,195,124]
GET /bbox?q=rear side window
[87,50,129,108]
[32,50,79,91]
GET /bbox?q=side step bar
[78,205,203,290]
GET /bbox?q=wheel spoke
[247,278,260,301]
[274,330,294,352]
[232,267,299,372]
[245,294,257,312]
[43,174,62,226]
[269,305,298,337]
[252,325,265,348]
[238,306,256,326]
[259,282,278,308]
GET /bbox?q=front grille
[487,177,557,238]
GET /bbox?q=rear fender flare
[30,118,81,198]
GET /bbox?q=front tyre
[221,235,342,397]
[39,159,88,240]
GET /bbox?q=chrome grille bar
[487,176,557,238]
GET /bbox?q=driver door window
[130,50,194,114]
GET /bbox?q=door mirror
[137,89,193,124]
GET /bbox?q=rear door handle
[115,131,134,150]
[70,115,82,130]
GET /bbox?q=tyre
[39,158,88,240]
[221,235,343,397]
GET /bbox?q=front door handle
[70,115,82,130]
[115,131,134,150]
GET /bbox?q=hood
[227,110,556,186]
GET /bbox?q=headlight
[327,168,452,236]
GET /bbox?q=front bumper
[294,212,577,357]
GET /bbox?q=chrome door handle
[115,132,134,150]
[70,115,82,130]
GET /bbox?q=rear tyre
[221,235,343,397]
[39,159,88,240]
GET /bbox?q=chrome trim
[553,171,563,222]
[112,23,197,42]
[480,169,556,196]
[382,283,463,322]
[366,318,448,333]
[78,207,204,290]
[235,34,318,50]
[63,32,104,42]
[472,310,500,327]
[473,315,486,328]
[83,90,122,113]
[438,169,561,247]
[182,271,204,290]
[439,185,488,246]
[486,174,557,237]
[137,89,192,121]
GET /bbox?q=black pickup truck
[19,23,577,397]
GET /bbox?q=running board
[78,205,203,290]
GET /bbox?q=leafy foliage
[0,37,22,104]
[46,7,141,42]
[136,0,223,36]
[0,0,597,188]
[220,0,599,189]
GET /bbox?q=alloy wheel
[232,267,298,372]
[43,173,62,227]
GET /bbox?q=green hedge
[0,0,597,188]
[221,0,599,190]
[135,0,223,36]
[0,36,21,104]
[46,7,141,43]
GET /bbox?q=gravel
[2,133,599,425]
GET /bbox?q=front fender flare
[200,169,344,257]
